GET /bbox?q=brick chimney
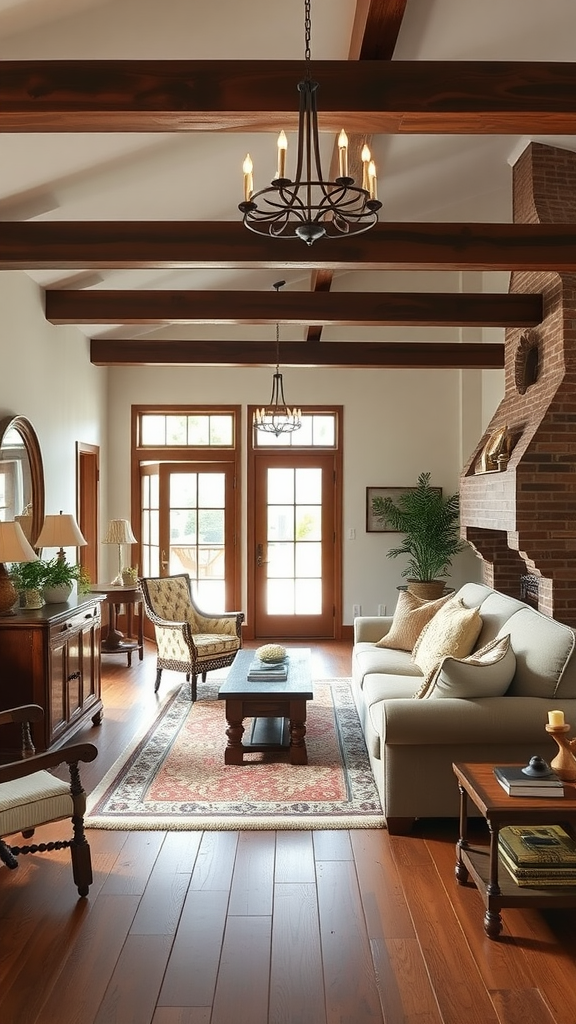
[460,143,576,627]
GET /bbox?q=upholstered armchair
[140,573,244,700]
[0,704,98,897]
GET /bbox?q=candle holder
[545,723,576,782]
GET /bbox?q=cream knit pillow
[411,597,483,681]
[414,634,515,699]
[375,589,453,652]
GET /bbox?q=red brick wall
[460,143,576,626]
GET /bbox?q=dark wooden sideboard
[0,594,104,755]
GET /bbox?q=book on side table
[493,765,564,797]
[498,825,576,886]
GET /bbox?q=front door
[252,451,338,638]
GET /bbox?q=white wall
[107,359,494,623]
[1,271,503,619]
[0,273,108,563]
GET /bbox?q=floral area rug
[85,679,384,830]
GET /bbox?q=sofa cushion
[469,590,526,649]
[412,597,483,680]
[501,607,576,699]
[374,589,454,652]
[354,643,423,686]
[418,634,515,700]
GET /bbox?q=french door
[252,451,339,638]
[140,462,237,612]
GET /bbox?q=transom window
[253,413,336,448]
[139,413,234,448]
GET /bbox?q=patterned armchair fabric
[140,574,244,700]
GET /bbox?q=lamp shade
[0,520,38,563]
[103,519,137,545]
[36,511,87,549]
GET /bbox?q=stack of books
[498,825,576,887]
[247,658,288,682]
[493,764,564,798]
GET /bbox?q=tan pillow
[375,589,454,652]
[414,634,515,699]
[411,597,483,680]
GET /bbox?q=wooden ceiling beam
[4,221,576,271]
[46,289,541,327]
[3,61,576,132]
[89,339,504,369]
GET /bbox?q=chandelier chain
[304,0,312,76]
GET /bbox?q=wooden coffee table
[218,648,313,765]
[453,761,576,938]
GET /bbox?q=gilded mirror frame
[0,414,45,548]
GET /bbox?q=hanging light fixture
[239,0,381,246]
[254,281,302,437]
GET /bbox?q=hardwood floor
[2,640,576,1023]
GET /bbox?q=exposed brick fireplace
[460,142,576,628]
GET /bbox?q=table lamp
[103,518,137,585]
[0,520,39,615]
[36,511,87,561]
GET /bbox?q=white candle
[548,710,565,726]
[368,160,378,201]
[277,131,287,179]
[361,144,371,190]
[338,130,349,178]
[243,154,254,202]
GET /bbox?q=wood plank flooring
[1,641,576,1023]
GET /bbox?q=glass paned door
[159,463,235,612]
[253,453,336,638]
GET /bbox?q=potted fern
[371,471,466,599]
[41,556,91,604]
[9,558,48,609]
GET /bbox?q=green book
[498,825,576,867]
[499,847,576,887]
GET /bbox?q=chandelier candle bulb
[243,154,254,202]
[548,710,565,727]
[368,161,378,201]
[277,131,287,179]
[338,130,349,178]
[361,144,371,190]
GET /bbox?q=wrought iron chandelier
[253,282,302,437]
[239,0,382,246]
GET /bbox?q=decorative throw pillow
[411,597,483,681]
[375,589,454,652]
[414,634,515,699]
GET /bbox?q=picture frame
[366,485,442,532]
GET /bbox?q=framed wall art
[366,485,442,532]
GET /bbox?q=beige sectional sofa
[352,582,576,833]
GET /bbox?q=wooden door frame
[130,405,242,613]
[246,407,343,641]
[76,441,99,585]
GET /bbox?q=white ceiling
[2,0,576,342]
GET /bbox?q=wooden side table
[89,584,144,667]
[453,761,576,938]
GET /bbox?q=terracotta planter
[406,580,447,600]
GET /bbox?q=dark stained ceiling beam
[4,221,576,271]
[3,61,576,132]
[46,290,542,327]
[89,339,504,369]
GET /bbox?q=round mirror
[0,415,45,548]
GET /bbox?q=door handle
[161,549,169,569]
[256,543,269,567]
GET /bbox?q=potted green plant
[9,558,48,609]
[41,557,91,604]
[371,471,466,599]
